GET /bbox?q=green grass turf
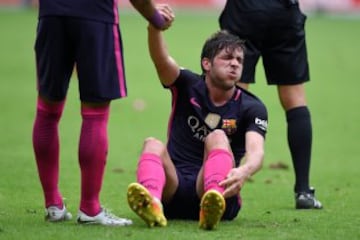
[0,8,359,240]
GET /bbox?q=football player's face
[206,47,244,90]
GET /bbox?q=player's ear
[201,58,211,72]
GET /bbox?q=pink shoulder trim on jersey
[234,89,241,101]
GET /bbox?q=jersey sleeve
[245,100,268,138]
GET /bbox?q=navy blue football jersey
[166,69,268,175]
[39,0,120,23]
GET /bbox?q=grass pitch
[0,8,359,240]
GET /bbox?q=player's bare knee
[205,129,229,147]
[142,137,166,154]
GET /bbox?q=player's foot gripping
[127,182,167,227]
[199,190,225,230]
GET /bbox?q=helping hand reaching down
[150,4,175,30]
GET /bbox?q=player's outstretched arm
[129,0,173,30]
[147,6,179,87]
[220,132,265,198]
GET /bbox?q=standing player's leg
[74,19,132,226]
[76,102,132,226]
[78,103,110,219]
[261,2,322,210]
[278,84,322,209]
[33,97,72,221]
[33,17,74,222]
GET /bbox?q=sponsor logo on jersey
[188,115,211,141]
[255,117,268,131]
[204,113,221,129]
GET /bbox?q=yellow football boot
[199,190,225,230]
[127,182,167,227]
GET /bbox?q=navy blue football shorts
[35,17,127,102]
[163,169,241,220]
[220,4,309,85]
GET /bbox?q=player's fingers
[158,9,174,24]
[219,177,232,187]
[156,4,174,17]
[162,5,175,20]
[223,183,241,198]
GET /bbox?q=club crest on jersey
[204,113,221,129]
[221,119,237,135]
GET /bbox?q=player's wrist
[149,10,166,29]
[238,165,252,180]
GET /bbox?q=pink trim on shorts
[112,0,126,97]
[113,24,126,98]
[113,0,119,24]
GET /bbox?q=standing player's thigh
[241,40,261,83]
[262,7,309,85]
[35,17,75,101]
[221,11,264,84]
[74,20,127,103]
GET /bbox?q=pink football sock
[32,97,65,208]
[204,149,233,194]
[79,105,109,216]
[136,153,165,200]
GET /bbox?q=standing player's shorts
[219,3,309,85]
[163,169,241,220]
[35,16,127,102]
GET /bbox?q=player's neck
[207,86,235,107]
